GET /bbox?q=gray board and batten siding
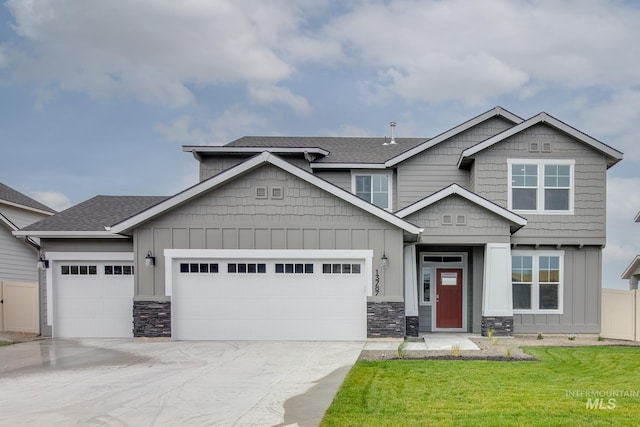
[470,123,608,246]
[513,246,602,334]
[133,163,404,299]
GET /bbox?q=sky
[0,0,639,289]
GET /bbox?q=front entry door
[436,268,463,329]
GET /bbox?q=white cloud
[4,0,640,110]
[324,0,640,105]
[3,0,315,107]
[248,84,311,116]
[155,107,268,145]
[29,191,72,212]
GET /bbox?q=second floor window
[352,172,391,210]
[508,159,574,214]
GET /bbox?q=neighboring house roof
[14,195,168,238]
[621,255,640,279]
[635,211,640,223]
[458,112,624,169]
[111,152,424,236]
[395,184,527,233]
[384,106,523,167]
[0,182,56,215]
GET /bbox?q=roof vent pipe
[390,121,397,145]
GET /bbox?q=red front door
[436,268,463,329]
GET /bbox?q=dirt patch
[359,335,640,361]
[0,332,43,344]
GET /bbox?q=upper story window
[508,159,574,214]
[352,172,392,210]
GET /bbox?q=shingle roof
[227,136,428,164]
[21,195,168,232]
[0,183,56,213]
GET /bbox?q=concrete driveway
[0,339,363,426]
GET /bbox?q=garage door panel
[173,257,368,341]
[54,262,133,338]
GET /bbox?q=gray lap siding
[396,116,514,209]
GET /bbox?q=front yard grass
[321,346,640,426]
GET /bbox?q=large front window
[509,160,574,213]
[512,252,563,313]
[352,173,391,210]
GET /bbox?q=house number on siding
[375,269,380,296]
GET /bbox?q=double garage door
[170,251,370,341]
[52,251,370,340]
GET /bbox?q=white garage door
[172,256,368,341]
[53,262,134,338]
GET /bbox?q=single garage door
[53,262,134,338]
[172,256,368,341]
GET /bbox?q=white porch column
[404,245,418,316]
[403,245,419,336]
[482,243,513,335]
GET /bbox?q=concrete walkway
[364,334,481,352]
[0,339,363,426]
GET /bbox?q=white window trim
[507,159,575,215]
[351,170,393,211]
[418,252,467,307]
[512,250,564,315]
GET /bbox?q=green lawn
[321,346,640,426]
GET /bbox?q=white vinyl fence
[601,289,640,341]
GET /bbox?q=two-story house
[15,107,623,339]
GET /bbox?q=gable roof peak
[458,110,624,169]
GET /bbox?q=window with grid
[353,173,391,210]
[509,160,573,213]
[512,252,562,313]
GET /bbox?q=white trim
[311,163,387,169]
[621,255,640,279]
[0,213,18,231]
[403,245,419,317]
[351,170,393,211]
[111,152,422,235]
[0,199,55,216]
[164,249,374,298]
[512,250,564,315]
[12,230,128,238]
[44,252,134,327]
[483,243,513,317]
[182,146,330,156]
[507,159,575,215]
[459,112,623,168]
[386,107,523,167]
[420,252,468,332]
[396,184,527,226]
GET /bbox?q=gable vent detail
[456,215,467,226]
[271,186,284,199]
[542,142,552,152]
[255,187,268,199]
[442,214,453,226]
[529,142,539,152]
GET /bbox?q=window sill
[514,310,563,315]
